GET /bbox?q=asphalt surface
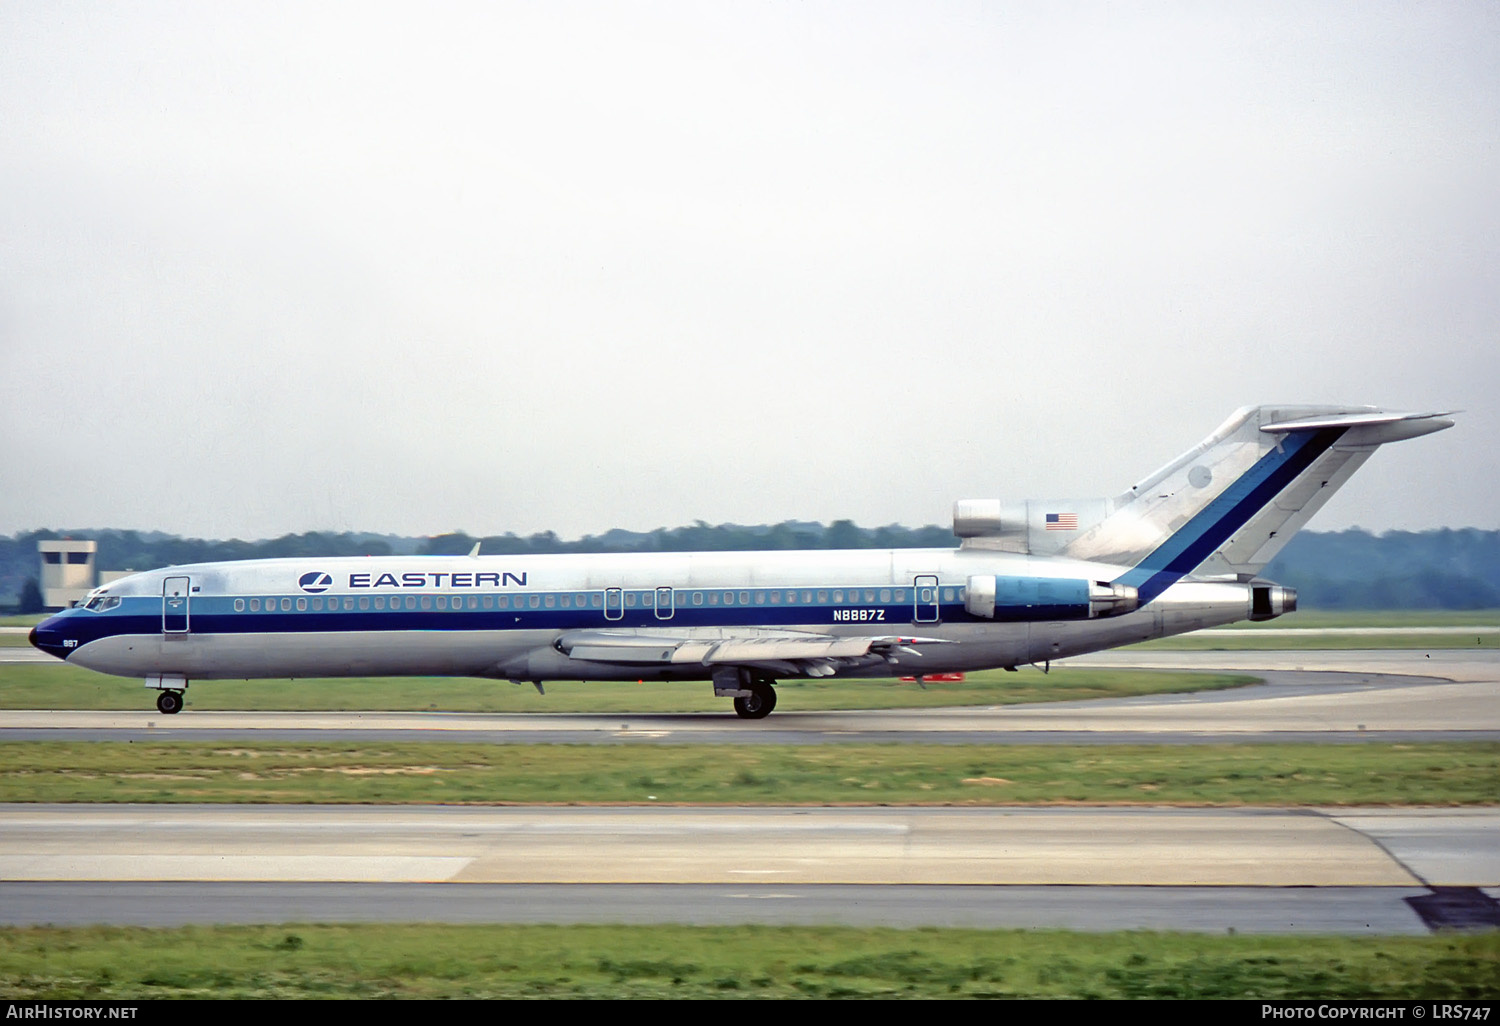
[3,649,1497,744]
[2,647,1496,933]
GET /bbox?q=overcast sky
[2,1,1496,542]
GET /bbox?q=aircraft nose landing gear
[146,675,188,715]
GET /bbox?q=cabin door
[654,586,675,620]
[604,588,624,621]
[913,575,940,623]
[162,576,191,634]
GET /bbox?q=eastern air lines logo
[298,572,334,594]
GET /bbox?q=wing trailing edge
[554,628,951,674]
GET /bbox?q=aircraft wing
[555,628,951,677]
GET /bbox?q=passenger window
[296,598,307,612]
[280,598,291,611]
[234,599,245,612]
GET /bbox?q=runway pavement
[3,649,1497,744]
[2,647,1496,933]
[1,804,1495,933]
[0,882,1462,934]
[4,804,1495,886]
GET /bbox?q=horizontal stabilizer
[1261,410,1456,437]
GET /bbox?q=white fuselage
[32,547,1272,684]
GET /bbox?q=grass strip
[1,741,1494,805]
[1139,633,1498,651]
[1217,610,1500,628]
[1,923,1495,999]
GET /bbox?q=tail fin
[1098,405,1453,601]
[956,405,1454,603]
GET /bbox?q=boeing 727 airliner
[30,405,1453,717]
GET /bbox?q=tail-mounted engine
[953,500,1025,544]
[1249,582,1297,621]
[965,575,1139,621]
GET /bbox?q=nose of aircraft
[28,616,71,661]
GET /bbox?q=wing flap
[556,628,949,671]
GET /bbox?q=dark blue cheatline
[1116,427,1345,604]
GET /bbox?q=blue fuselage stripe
[34,590,1009,657]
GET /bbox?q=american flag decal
[1045,513,1078,531]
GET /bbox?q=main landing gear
[733,678,777,720]
[155,690,184,715]
[713,667,779,719]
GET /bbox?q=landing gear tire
[733,679,777,719]
[156,690,184,715]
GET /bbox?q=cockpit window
[82,594,121,612]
